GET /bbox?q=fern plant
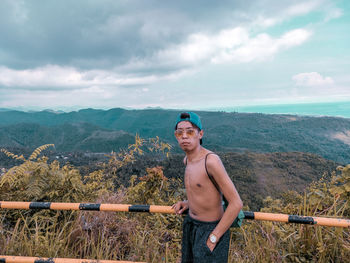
[0,144,96,227]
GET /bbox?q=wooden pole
[1,201,349,227]
[0,256,145,263]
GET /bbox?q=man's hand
[171,200,189,214]
[206,238,216,252]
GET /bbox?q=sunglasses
[174,129,197,138]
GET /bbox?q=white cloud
[0,88,115,109]
[324,7,343,22]
[0,25,312,91]
[249,0,323,30]
[218,29,311,63]
[159,26,311,65]
[174,27,251,63]
[253,16,278,28]
[279,29,312,47]
[286,1,321,16]
[292,72,335,87]
[0,65,190,89]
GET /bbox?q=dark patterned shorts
[181,214,230,263]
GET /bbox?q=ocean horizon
[208,101,350,119]
[2,101,350,119]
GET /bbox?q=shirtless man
[172,112,243,263]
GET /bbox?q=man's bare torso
[185,151,224,222]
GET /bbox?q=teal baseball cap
[175,112,202,130]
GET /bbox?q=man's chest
[184,161,210,190]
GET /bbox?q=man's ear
[199,130,204,139]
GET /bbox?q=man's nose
[182,131,189,138]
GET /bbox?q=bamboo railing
[0,256,145,263]
[1,201,349,228]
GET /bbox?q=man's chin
[181,145,192,151]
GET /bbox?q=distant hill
[1,108,350,163]
[0,122,134,152]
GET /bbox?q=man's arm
[172,156,189,214]
[206,154,243,251]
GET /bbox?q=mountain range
[0,108,350,164]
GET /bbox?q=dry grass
[1,143,350,262]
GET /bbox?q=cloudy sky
[0,0,349,111]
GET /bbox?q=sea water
[213,101,350,118]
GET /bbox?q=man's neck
[185,145,205,162]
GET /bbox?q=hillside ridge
[1,108,350,163]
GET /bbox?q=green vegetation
[0,139,349,262]
[1,108,350,163]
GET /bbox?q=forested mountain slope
[1,108,350,163]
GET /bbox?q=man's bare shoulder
[205,152,226,176]
[205,151,222,164]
